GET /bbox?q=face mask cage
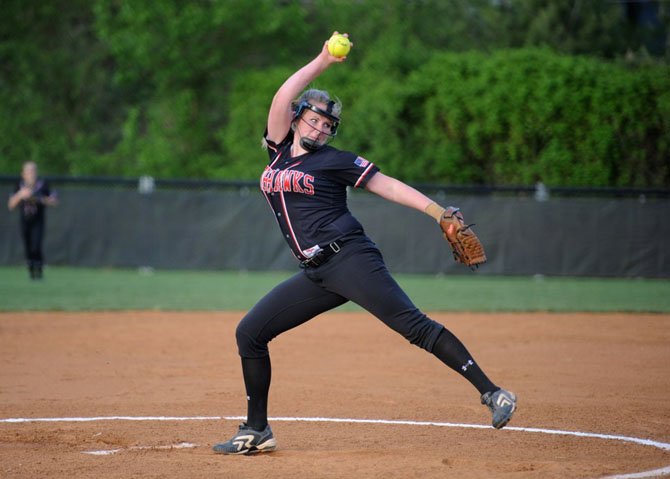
[293,100,340,137]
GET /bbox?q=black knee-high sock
[241,356,271,431]
[432,327,497,395]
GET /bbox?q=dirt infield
[1,311,668,478]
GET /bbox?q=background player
[7,161,58,280]
[213,33,517,455]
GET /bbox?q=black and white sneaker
[212,423,277,455]
[481,388,517,429]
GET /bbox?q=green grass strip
[1,266,669,313]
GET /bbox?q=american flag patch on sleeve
[354,156,369,168]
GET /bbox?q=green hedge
[403,49,670,186]
[222,48,670,187]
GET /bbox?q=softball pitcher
[213,33,516,455]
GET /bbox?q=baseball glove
[439,207,487,269]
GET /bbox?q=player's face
[22,163,37,185]
[298,103,335,141]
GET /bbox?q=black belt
[301,240,344,268]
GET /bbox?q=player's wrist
[424,202,446,223]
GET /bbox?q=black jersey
[13,179,53,222]
[261,131,379,262]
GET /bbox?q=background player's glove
[439,207,487,269]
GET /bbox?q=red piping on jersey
[260,169,305,261]
[268,149,283,169]
[277,172,305,258]
[266,139,279,156]
[262,150,303,261]
[261,173,302,260]
[355,163,376,188]
[267,149,307,259]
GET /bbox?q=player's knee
[235,321,268,358]
[235,322,254,356]
[401,315,444,352]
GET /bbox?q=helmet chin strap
[299,137,323,151]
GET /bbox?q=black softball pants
[236,236,444,358]
[21,218,44,268]
[234,236,497,430]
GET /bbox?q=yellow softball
[327,34,351,58]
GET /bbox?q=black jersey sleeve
[328,151,379,189]
[264,129,293,163]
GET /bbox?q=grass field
[1,266,669,312]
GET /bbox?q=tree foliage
[402,49,670,186]
[1,0,668,186]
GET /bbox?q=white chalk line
[82,442,197,456]
[604,467,670,479]
[1,415,669,478]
